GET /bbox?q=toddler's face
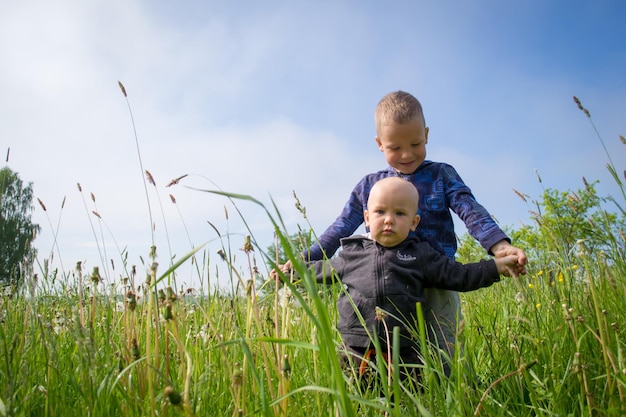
[365,182,420,248]
[376,117,428,174]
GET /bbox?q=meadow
[1,96,624,416]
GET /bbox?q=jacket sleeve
[442,164,510,254]
[419,244,501,291]
[304,258,344,285]
[305,180,368,261]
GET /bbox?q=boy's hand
[270,262,293,281]
[490,240,528,275]
[495,255,522,278]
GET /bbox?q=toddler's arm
[494,254,522,277]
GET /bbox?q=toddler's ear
[364,210,370,227]
[411,214,421,231]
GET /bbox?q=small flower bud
[164,386,182,405]
[282,354,292,377]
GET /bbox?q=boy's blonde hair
[375,91,426,135]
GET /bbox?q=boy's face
[375,117,429,175]
[364,181,420,248]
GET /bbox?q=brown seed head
[145,170,156,186]
[241,235,254,253]
[37,198,47,211]
[513,188,527,202]
[118,81,127,97]
[166,174,188,187]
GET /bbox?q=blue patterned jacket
[306,161,510,261]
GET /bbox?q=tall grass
[1,94,624,416]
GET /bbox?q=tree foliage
[0,166,40,286]
[456,180,626,271]
[510,181,625,268]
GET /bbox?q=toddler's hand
[495,255,522,278]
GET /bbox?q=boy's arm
[306,180,369,261]
[443,164,510,254]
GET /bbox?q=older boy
[302,91,527,368]
[279,177,520,379]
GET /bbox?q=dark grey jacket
[308,235,501,348]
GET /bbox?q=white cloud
[2,0,624,290]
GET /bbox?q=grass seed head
[241,235,254,253]
[166,286,177,302]
[126,291,137,312]
[118,81,127,97]
[164,386,182,405]
[145,170,156,186]
[90,267,101,284]
[163,302,174,321]
[282,354,292,377]
[375,306,387,321]
[232,364,243,386]
[131,338,140,360]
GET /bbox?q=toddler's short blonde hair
[375,91,426,136]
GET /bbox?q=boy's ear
[424,127,429,144]
[375,136,383,151]
[411,214,421,231]
[364,210,370,227]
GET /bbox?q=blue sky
[2,1,625,290]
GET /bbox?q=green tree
[457,180,626,272]
[0,166,40,287]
